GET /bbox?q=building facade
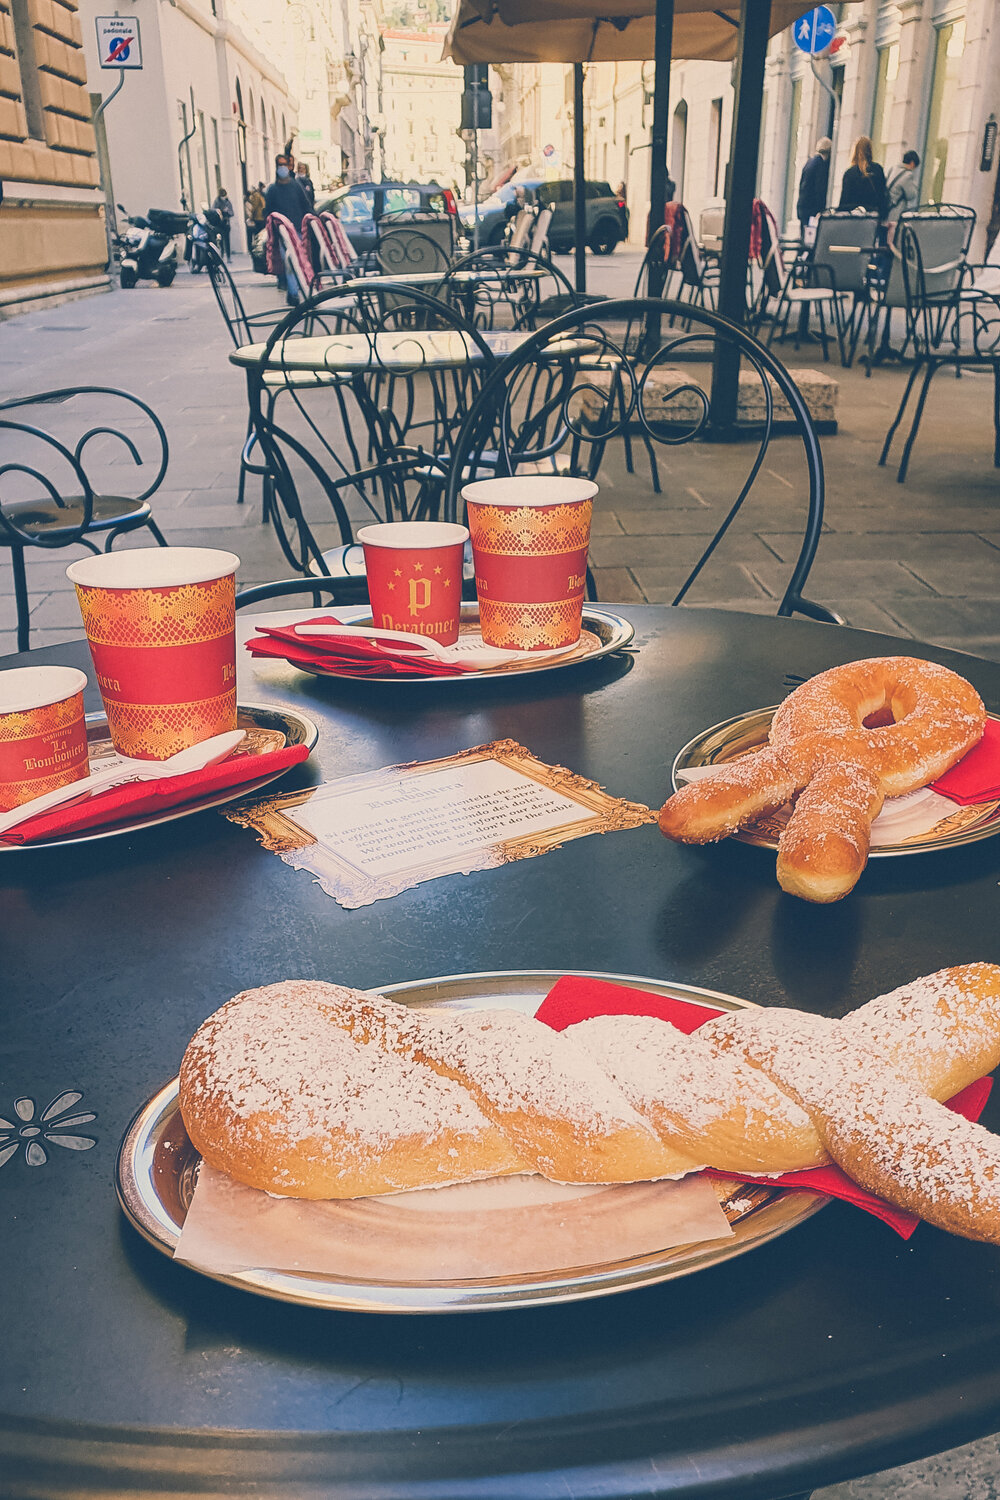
[0,0,108,314]
[517,1,1000,257]
[379,22,463,189]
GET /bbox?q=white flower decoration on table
[0,1092,96,1169]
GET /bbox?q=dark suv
[460,179,627,254]
[316,181,458,257]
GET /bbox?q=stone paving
[1,251,999,1499]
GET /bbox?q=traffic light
[461,64,492,131]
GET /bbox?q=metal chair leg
[896,361,937,483]
[10,545,31,653]
[146,519,169,547]
[879,360,921,466]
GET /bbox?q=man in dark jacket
[796,137,832,240]
[263,153,311,232]
[263,154,311,303]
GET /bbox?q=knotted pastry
[179,963,1000,1242]
[658,657,987,902]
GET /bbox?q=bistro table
[229,328,536,375]
[4,606,1000,1499]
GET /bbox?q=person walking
[886,150,921,222]
[796,136,832,240]
[295,162,315,209]
[212,187,235,259]
[838,136,889,218]
[264,153,311,304]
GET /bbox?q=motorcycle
[114,205,181,288]
[186,207,225,273]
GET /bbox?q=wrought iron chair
[637,210,718,314]
[441,246,582,331]
[879,220,1000,482]
[764,211,879,366]
[204,244,348,517]
[246,283,496,587]
[377,222,453,277]
[0,388,171,648]
[443,297,839,623]
[863,204,976,376]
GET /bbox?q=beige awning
[443,1,816,65]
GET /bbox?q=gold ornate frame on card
[225,740,654,907]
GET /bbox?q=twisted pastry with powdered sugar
[179,963,1000,1242]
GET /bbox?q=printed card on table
[224,739,653,908]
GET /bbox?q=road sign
[96,15,142,69]
[792,6,836,55]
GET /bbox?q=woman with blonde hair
[838,135,889,217]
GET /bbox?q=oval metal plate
[671,707,1000,858]
[116,969,827,1315]
[292,605,635,684]
[0,702,319,854]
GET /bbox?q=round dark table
[4,605,1000,1500]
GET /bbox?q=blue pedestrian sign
[792,6,837,55]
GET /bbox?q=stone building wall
[0,0,109,315]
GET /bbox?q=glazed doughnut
[658,657,986,902]
[178,964,1000,1242]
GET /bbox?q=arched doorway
[671,100,687,203]
[234,76,248,203]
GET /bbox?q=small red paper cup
[359,522,468,647]
[66,548,239,761]
[463,477,597,650]
[0,665,89,813]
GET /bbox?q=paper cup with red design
[0,665,89,813]
[359,522,468,647]
[463,477,598,650]
[66,548,239,761]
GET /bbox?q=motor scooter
[186,207,225,272]
[114,206,180,287]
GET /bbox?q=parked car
[315,181,458,258]
[458,179,628,254]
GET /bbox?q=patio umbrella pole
[710,0,771,437]
[647,0,674,303]
[573,63,587,294]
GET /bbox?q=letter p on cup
[358,522,468,646]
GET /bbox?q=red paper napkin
[247,620,467,679]
[536,975,993,1239]
[931,718,1000,805]
[0,743,309,845]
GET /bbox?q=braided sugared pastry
[658,657,986,902]
[178,964,1000,1242]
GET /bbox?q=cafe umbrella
[444,0,817,425]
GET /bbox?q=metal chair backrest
[0,386,168,505]
[321,212,355,269]
[529,207,553,256]
[301,213,339,276]
[204,243,255,346]
[883,204,975,309]
[0,417,95,550]
[508,209,533,251]
[811,211,879,296]
[270,213,315,298]
[699,204,725,252]
[377,225,452,276]
[443,296,834,623]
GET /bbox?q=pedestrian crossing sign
[96,15,143,69]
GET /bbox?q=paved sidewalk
[1,251,998,662]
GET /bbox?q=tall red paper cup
[66,548,239,760]
[359,522,468,646]
[0,665,89,813]
[463,477,598,650]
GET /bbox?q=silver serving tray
[290,604,635,684]
[0,702,319,853]
[117,969,828,1315]
[671,706,1000,858]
